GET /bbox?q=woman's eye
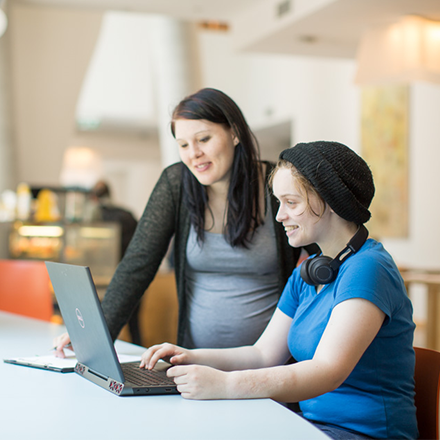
[178,143,188,149]
[199,136,210,143]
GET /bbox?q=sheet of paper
[4,352,142,373]
[117,354,141,363]
[3,353,77,371]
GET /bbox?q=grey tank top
[183,202,279,348]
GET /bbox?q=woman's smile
[194,162,212,172]
[284,225,299,236]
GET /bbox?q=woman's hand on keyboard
[139,343,191,370]
[167,364,229,400]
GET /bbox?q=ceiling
[239,0,440,58]
[10,0,264,22]
[10,0,440,58]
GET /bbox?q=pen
[52,343,72,350]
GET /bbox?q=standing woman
[141,141,418,440]
[54,88,315,352]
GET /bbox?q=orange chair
[0,259,54,321]
[414,346,440,440]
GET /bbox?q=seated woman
[140,141,418,440]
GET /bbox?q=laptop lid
[46,261,178,396]
[45,261,125,383]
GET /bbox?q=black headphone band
[301,225,369,286]
[330,224,369,270]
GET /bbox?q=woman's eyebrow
[176,130,210,141]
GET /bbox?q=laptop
[45,261,179,396]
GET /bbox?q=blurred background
[0,0,439,347]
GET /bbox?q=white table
[0,311,328,440]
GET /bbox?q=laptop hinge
[75,362,125,396]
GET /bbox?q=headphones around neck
[300,225,369,286]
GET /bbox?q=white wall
[198,30,360,157]
[382,83,440,269]
[0,7,15,192]
[198,29,440,270]
[9,4,163,219]
[10,4,103,186]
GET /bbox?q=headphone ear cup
[301,255,336,286]
[300,227,368,287]
[300,258,314,286]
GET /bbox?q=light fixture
[354,15,440,85]
[18,225,64,238]
[59,146,103,189]
[198,21,229,31]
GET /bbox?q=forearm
[190,345,268,371]
[102,244,167,339]
[102,167,180,339]
[225,359,342,402]
[223,299,386,402]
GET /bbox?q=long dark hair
[170,88,263,247]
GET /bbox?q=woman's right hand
[53,332,73,358]
[139,343,192,370]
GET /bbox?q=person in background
[54,88,317,358]
[90,180,138,261]
[140,141,418,440]
[90,180,141,345]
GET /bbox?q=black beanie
[279,141,375,225]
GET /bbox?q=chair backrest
[0,259,54,321]
[414,346,440,440]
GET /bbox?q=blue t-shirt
[278,239,418,439]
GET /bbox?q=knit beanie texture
[279,141,375,224]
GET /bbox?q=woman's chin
[288,235,306,249]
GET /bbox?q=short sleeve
[332,250,404,323]
[277,267,303,318]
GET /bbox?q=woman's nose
[275,205,287,223]
[188,144,202,159]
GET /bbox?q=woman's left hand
[168,364,229,400]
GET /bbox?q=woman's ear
[231,125,239,146]
[322,200,334,214]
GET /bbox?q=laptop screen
[45,261,124,383]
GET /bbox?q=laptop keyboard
[122,362,175,387]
